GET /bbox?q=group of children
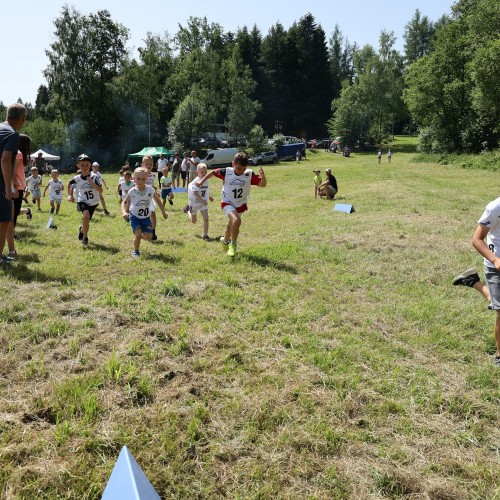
[69,151,266,258]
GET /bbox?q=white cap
[92,162,100,167]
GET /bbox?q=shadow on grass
[146,253,180,264]
[2,263,72,284]
[88,243,121,254]
[150,239,185,247]
[238,253,298,274]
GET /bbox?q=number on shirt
[232,188,243,199]
[201,190,206,198]
[84,190,94,200]
[138,208,149,217]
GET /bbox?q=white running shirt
[478,197,500,268]
[126,185,155,218]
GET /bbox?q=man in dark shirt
[318,168,338,199]
[0,104,28,263]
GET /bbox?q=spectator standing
[377,150,382,164]
[0,103,28,264]
[189,150,201,182]
[387,149,392,164]
[156,154,167,187]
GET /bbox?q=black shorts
[77,202,98,219]
[13,191,23,225]
[180,171,187,180]
[0,193,13,223]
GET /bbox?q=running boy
[142,155,159,240]
[453,197,500,367]
[67,154,103,246]
[26,166,43,211]
[43,169,64,214]
[186,163,213,240]
[91,162,110,215]
[160,166,174,207]
[118,170,135,202]
[122,167,168,257]
[196,151,266,257]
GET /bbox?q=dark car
[199,137,220,148]
[249,151,279,165]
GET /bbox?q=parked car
[249,151,279,165]
[199,137,220,148]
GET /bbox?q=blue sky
[1,0,452,106]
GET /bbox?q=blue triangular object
[102,446,160,500]
[333,203,355,214]
[172,187,187,193]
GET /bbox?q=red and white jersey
[214,167,260,209]
[120,180,135,200]
[126,185,155,218]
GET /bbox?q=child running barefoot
[160,166,174,207]
[26,166,43,211]
[196,151,266,257]
[122,167,168,257]
[186,163,213,240]
[43,169,64,214]
[67,154,103,247]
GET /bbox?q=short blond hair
[134,167,148,175]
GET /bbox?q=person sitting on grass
[122,167,168,258]
[453,195,500,367]
[318,168,337,199]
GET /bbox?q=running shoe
[220,237,229,252]
[78,225,83,241]
[453,268,480,287]
[227,243,237,257]
[132,250,140,257]
[26,208,32,220]
[82,237,88,246]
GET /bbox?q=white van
[203,148,238,169]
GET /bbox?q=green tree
[44,6,129,153]
[404,0,499,152]
[23,118,67,152]
[403,9,435,65]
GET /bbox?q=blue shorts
[161,188,172,200]
[130,214,153,234]
[0,193,13,223]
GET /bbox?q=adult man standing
[189,150,201,182]
[34,151,46,178]
[0,104,27,263]
[156,153,167,188]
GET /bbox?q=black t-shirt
[0,122,19,192]
[327,173,338,191]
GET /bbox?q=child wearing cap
[313,169,322,198]
[67,154,103,247]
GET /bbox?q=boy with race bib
[26,166,43,211]
[196,151,266,257]
[67,154,103,247]
[186,163,213,240]
[43,169,64,215]
[122,167,168,257]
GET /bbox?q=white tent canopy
[30,149,60,161]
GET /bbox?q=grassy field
[1,136,499,499]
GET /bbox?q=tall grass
[0,137,498,498]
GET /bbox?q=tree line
[1,0,497,164]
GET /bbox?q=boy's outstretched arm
[258,166,266,187]
[473,225,500,271]
[196,170,216,187]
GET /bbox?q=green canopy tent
[128,146,175,162]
